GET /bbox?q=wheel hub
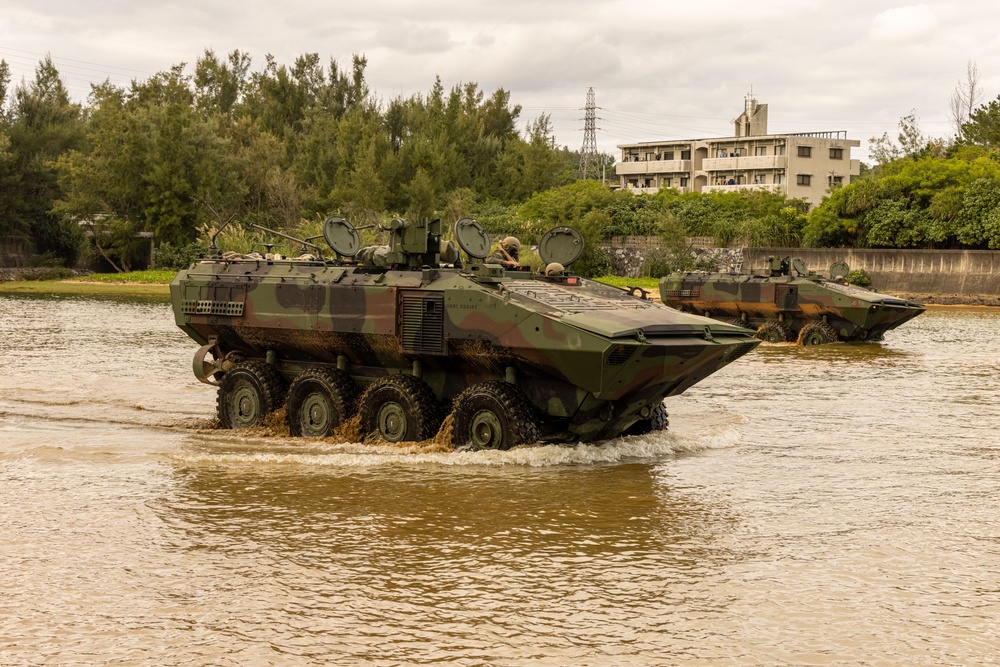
[232,386,259,426]
[302,393,330,435]
[378,402,407,442]
[470,410,503,449]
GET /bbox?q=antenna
[580,87,600,179]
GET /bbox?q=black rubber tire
[797,321,839,346]
[755,320,793,343]
[623,401,670,436]
[358,375,441,442]
[450,381,541,450]
[217,360,286,429]
[285,368,357,437]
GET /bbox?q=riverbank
[0,280,170,297]
[1,272,998,306]
[0,268,175,297]
[893,292,1000,306]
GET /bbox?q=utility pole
[580,87,599,180]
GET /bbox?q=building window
[775,145,785,156]
[830,147,843,159]
[774,173,785,184]
[755,146,767,156]
[680,177,689,187]
[797,146,812,158]
[681,150,691,160]
[797,174,811,186]
[664,151,674,160]
[717,149,728,158]
[829,175,843,185]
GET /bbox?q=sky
[3,0,999,165]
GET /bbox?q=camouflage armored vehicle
[170,216,760,449]
[659,256,925,345]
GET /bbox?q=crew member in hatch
[486,236,521,269]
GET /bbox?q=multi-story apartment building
[615,98,861,208]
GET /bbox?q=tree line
[805,61,1000,250]
[3,53,1000,275]
[0,51,580,269]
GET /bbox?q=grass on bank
[1,268,654,297]
[0,269,176,296]
[592,276,660,291]
[75,269,178,284]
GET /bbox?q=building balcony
[616,159,692,175]
[623,185,689,195]
[702,155,784,171]
[702,183,784,194]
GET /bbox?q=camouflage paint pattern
[171,255,760,442]
[659,267,925,342]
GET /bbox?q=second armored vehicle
[659,257,925,345]
[171,217,761,449]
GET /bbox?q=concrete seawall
[601,237,1000,297]
[744,248,1000,296]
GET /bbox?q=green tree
[961,95,1000,148]
[55,67,238,265]
[6,56,87,263]
[194,49,251,116]
[496,114,576,202]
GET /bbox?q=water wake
[172,424,742,469]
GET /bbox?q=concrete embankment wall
[601,236,1000,296]
[744,248,1000,295]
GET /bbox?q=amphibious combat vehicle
[659,256,925,345]
[170,216,761,449]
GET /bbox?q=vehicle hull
[172,258,760,441]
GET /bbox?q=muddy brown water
[2,293,999,666]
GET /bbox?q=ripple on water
[3,297,1000,665]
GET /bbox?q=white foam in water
[172,424,743,468]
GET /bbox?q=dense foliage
[804,102,1000,249]
[0,52,580,269]
[5,53,1000,272]
[511,182,808,276]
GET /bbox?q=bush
[153,241,211,269]
[572,246,613,278]
[25,267,75,281]
[638,252,676,278]
[845,269,871,287]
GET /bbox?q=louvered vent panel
[662,287,699,300]
[400,293,444,353]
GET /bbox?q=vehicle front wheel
[797,321,839,346]
[623,401,670,436]
[451,381,541,450]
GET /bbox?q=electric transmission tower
[580,87,600,180]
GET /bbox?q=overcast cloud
[4,0,999,164]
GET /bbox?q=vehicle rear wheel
[755,320,793,342]
[451,381,541,450]
[797,321,839,346]
[359,375,441,442]
[285,368,357,437]
[217,360,286,429]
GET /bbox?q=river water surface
[1,293,999,666]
